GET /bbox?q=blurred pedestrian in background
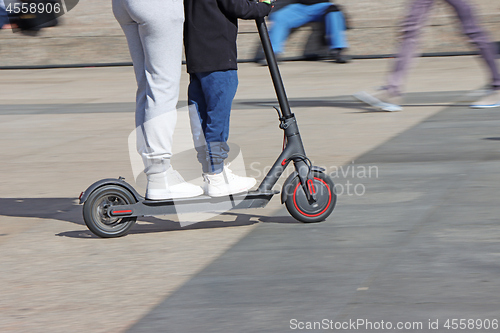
[0,0,13,29]
[112,0,203,200]
[354,0,500,111]
[2,0,59,33]
[267,0,349,63]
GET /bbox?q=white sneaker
[146,167,203,200]
[353,88,403,112]
[470,90,500,108]
[204,166,256,197]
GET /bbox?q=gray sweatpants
[112,0,184,175]
[386,0,500,96]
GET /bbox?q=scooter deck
[109,190,279,218]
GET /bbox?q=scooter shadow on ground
[0,197,296,239]
[0,197,83,224]
[57,212,298,239]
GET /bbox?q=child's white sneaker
[204,166,256,197]
[146,167,203,200]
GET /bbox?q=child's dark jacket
[184,0,271,74]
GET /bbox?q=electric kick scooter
[80,16,337,238]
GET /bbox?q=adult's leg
[268,4,314,54]
[114,0,202,199]
[113,0,184,176]
[386,0,434,96]
[445,0,500,89]
[112,0,147,130]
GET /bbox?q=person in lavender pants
[354,0,500,111]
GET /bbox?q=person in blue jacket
[268,0,349,63]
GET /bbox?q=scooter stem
[254,16,310,193]
[255,16,292,118]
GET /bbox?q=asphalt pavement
[0,57,499,332]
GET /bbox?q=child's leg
[188,73,210,173]
[189,70,257,196]
[189,70,238,174]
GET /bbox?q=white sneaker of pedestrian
[204,165,257,197]
[470,90,500,108]
[146,167,203,200]
[353,88,403,112]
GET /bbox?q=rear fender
[79,178,142,204]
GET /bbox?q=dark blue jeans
[188,70,238,174]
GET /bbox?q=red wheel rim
[292,177,332,218]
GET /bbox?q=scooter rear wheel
[83,185,137,238]
[284,171,336,223]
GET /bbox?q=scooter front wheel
[284,171,336,223]
[83,185,137,238]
